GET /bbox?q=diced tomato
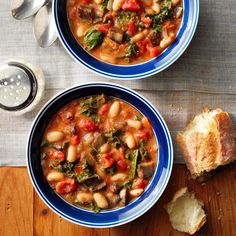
[122,0,140,11]
[163,21,176,31]
[149,46,162,58]
[81,0,90,4]
[141,17,152,28]
[75,165,83,174]
[79,119,99,132]
[49,150,65,161]
[135,129,150,141]
[136,40,146,54]
[56,179,77,194]
[132,178,148,189]
[68,7,77,20]
[97,24,110,34]
[59,109,74,124]
[125,22,137,36]
[70,134,80,145]
[116,159,128,171]
[98,104,110,116]
[101,153,115,169]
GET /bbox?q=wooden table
[1,164,235,236]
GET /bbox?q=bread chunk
[177,108,236,177]
[166,187,206,235]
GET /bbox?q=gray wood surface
[0,0,235,165]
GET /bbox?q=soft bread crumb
[177,108,236,177]
[166,187,206,235]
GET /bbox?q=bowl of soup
[53,0,199,79]
[27,82,173,227]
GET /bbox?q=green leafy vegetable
[124,182,132,189]
[125,43,138,57]
[101,0,109,10]
[139,140,149,161]
[104,129,124,148]
[153,24,162,33]
[130,149,139,178]
[118,11,136,25]
[80,95,106,118]
[49,163,63,172]
[134,114,142,121]
[76,172,99,183]
[84,29,104,51]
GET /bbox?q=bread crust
[177,108,236,176]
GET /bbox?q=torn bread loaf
[166,187,206,235]
[177,108,236,177]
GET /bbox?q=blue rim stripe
[27,83,173,227]
[53,0,199,79]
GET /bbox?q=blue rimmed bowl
[27,82,173,227]
[53,0,199,79]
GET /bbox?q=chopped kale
[124,182,132,189]
[130,149,139,178]
[101,0,109,10]
[49,163,63,172]
[84,29,104,51]
[125,43,138,57]
[104,129,124,148]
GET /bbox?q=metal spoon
[33,1,57,48]
[11,0,46,20]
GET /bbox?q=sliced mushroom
[137,161,155,178]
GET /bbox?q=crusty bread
[177,108,236,177]
[166,187,206,235]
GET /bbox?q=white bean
[130,29,149,43]
[109,101,121,118]
[160,33,175,49]
[172,0,180,7]
[46,131,64,142]
[110,173,127,182]
[100,143,111,153]
[112,0,124,11]
[46,171,64,182]
[175,6,183,18]
[94,0,103,4]
[93,193,109,209]
[125,134,136,149]
[82,133,94,145]
[67,145,77,162]
[76,192,94,203]
[129,188,144,197]
[127,119,142,130]
[152,2,161,14]
[76,24,88,38]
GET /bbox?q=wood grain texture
[0,165,235,236]
[0,167,33,236]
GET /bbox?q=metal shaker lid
[0,61,37,111]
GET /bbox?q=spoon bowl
[11,0,46,20]
[33,1,57,48]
